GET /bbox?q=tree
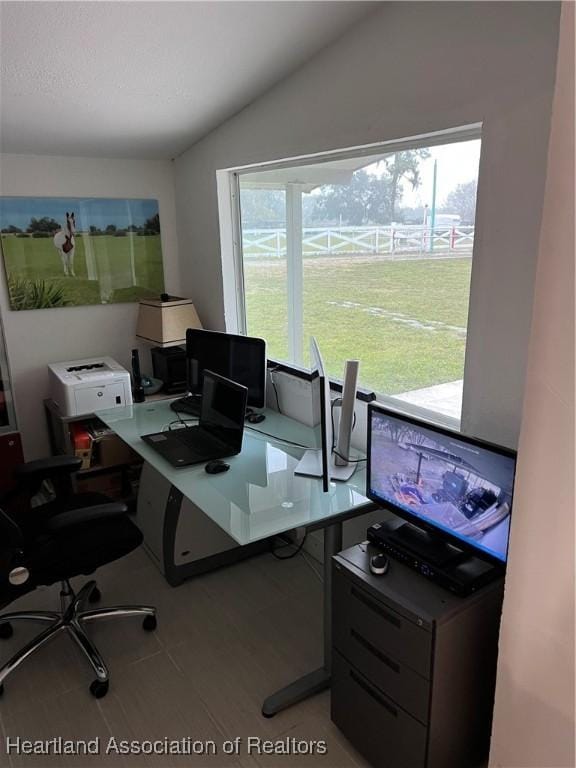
[308,149,430,226]
[27,216,61,233]
[381,149,431,221]
[105,224,117,234]
[444,179,477,224]
[239,189,285,227]
[311,170,393,226]
[144,213,161,233]
[1,225,22,234]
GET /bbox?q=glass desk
[98,399,371,546]
[98,399,375,717]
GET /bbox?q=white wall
[174,1,560,450]
[0,154,180,458]
[489,4,575,765]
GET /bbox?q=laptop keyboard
[174,427,225,455]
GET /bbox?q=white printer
[48,357,133,417]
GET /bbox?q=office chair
[0,455,156,699]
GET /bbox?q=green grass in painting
[1,234,164,309]
[244,255,472,396]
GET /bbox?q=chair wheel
[89,680,109,699]
[0,622,13,640]
[142,615,157,632]
[88,587,101,604]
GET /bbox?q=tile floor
[0,547,370,768]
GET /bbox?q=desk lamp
[136,294,202,347]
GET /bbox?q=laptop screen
[200,370,248,451]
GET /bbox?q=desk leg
[261,520,343,717]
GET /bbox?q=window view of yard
[239,135,480,420]
[245,254,471,395]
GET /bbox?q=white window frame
[217,124,482,430]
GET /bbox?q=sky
[0,197,159,231]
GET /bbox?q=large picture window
[233,128,481,421]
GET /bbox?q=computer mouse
[205,460,230,475]
[246,412,265,424]
[369,553,390,576]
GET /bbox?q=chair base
[0,580,156,698]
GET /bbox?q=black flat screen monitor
[186,329,266,408]
[367,403,517,565]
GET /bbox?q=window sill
[267,359,376,402]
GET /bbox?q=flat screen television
[367,403,517,565]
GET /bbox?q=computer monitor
[367,403,517,565]
[186,329,266,408]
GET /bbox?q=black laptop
[142,370,248,467]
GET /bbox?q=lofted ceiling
[0,1,374,159]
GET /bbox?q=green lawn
[244,255,472,395]
[1,233,164,309]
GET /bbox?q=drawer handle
[350,670,398,717]
[351,587,401,628]
[351,629,400,673]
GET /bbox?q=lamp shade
[136,297,202,346]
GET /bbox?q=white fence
[242,225,474,258]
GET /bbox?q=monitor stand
[388,522,465,568]
[295,450,357,483]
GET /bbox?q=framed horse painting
[0,197,166,310]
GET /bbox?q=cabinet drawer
[334,567,432,678]
[335,622,430,724]
[332,652,427,768]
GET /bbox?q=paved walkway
[394,380,463,420]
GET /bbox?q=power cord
[245,424,312,450]
[270,533,308,560]
[333,449,367,464]
[269,367,282,414]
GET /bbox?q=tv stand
[332,543,505,768]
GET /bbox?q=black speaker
[131,349,145,402]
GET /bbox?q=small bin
[94,434,138,468]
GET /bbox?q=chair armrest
[15,455,83,480]
[44,502,129,532]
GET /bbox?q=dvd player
[367,518,503,597]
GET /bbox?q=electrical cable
[332,449,367,463]
[268,366,282,414]
[270,533,308,560]
[245,425,312,450]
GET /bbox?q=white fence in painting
[242,225,475,258]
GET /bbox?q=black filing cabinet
[331,544,504,768]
